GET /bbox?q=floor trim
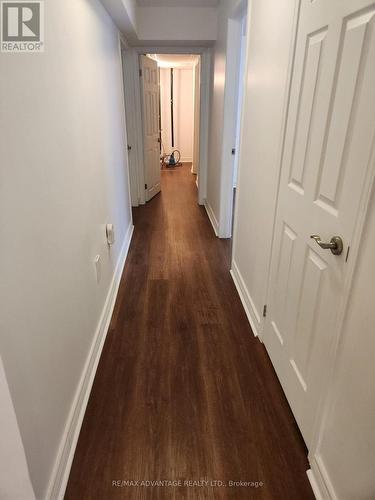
[307,454,337,500]
[230,260,261,338]
[204,200,219,236]
[307,468,325,500]
[46,223,134,500]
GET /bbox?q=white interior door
[264,0,375,448]
[140,55,161,202]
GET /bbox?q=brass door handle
[310,235,343,255]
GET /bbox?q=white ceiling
[148,54,200,68]
[137,0,218,7]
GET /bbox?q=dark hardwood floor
[65,163,314,500]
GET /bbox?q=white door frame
[218,0,248,238]
[128,46,211,206]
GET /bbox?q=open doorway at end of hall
[156,55,200,177]
[120,50,202,207]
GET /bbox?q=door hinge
[145,183,148,190]
[263,305,267,318]
[139,68,142,77]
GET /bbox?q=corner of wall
[230,259,262,338]
[204,199,219,236]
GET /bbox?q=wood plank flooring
[65,163,314,500]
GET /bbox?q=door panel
[264,0,375,448]
[140,55,161,201]
[288,27,327,194]
[291,247,327,392]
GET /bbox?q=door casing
[123,46,211,206]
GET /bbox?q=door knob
[310,235,343,255]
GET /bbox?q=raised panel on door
[271,223,297,347]
[291,248,327,393]
[315,8,375,218]
[288,27,327,196]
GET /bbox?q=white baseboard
[204,200,219,236]
[180,157,192,163]
[307,465,333,500]
[307,469,324,500]
[230,260,261,338]
[306,454,337,500]
[46,223,134,500]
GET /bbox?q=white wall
[136,6,218,45]
[310,182,375,500]
[0,0,132,498]
[122,0,137,29]
[160,67,194,163]
[205,0,243,234]
[100,1,218,45]
[160,68,172,156]
[217,13,244,238]
[0,356,35,500]
[100,0,138,41]
[231,0,298,336]
[175,68,194,163]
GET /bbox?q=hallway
[65,164,314,500]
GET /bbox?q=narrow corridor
[65,164,314,500]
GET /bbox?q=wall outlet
[94,255,101,284]
[106,224,115,246]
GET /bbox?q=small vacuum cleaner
[162,149,181,167]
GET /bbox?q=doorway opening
[121,49,207,209]
[142,53,201,202]
[152,54,200,177]
[219,2,248,240]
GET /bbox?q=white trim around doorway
[121,45,212,208]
